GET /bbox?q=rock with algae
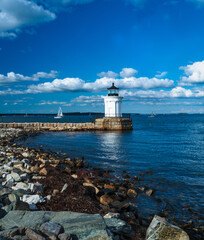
[146,215,189,240]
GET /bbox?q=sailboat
[148,111,156,118]
[54,107,63,119]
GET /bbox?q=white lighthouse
[103,83,123,117]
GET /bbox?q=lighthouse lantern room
[103,83,123,117]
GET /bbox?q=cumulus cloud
[0,70,57,85]
[97,71,118,78]
[0,0,56,38]
[180,61,204,84]
[25,74,174,94]
[120,68,138,78]
[120,87,204,99]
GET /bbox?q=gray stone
[12,182,29,191]
[3,199,30,212]
[104,213,120,219]
[8,193,20,203]
[146,189,154,196]
[58,233,72,240]
[21,194,45,205]
[0,188,12,196]
[13,235,29,240]
[40,222,63,236]
[0,211,112,240]
[25,229,45,240]
[104,218,135,237]
[61,183,68,193]
[146,215,190,240]
[12,189,29,197]
[22,152,30,158]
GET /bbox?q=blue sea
[4,114,204,225]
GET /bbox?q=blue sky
[0,0,204,114]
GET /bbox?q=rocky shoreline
[0,128,203,239]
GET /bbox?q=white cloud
[180,61,204,84]
[0,0,56,38]
[25,74,174,94]
[121,87,204,99]
[155,71,168,78]
[37,101,72,106]
[120,68,138,78]
[0,32,17,39]
[71,95,103,103]
[97,71,118,78]
[0,70,57,85]
[170,87,193,97]
[27,77,85,93]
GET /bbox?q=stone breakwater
[0,117,133,131]
[0,128,202,240]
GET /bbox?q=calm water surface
[18,114,204,224]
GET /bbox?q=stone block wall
[0,118,133,131]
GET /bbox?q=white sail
[54,107,63,119]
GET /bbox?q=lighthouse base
[94,117,133,131]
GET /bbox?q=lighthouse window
[108,89,119,95]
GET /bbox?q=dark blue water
[17,114,204,224]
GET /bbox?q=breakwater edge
[0,127,203,239]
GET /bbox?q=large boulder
[146,215,190,240]
[0,211,112,240]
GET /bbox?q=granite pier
[0,117,133,131]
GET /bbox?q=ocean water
[15,114,204,224]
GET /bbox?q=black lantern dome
[107,83,119,96]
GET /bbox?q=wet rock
[53,189,59,195]
[138,186,145,192]
[64,167,72,174]
[133,175,140,181]
[12,189,29,197]
[0,188,12,196]
[146,215,190,240]
[22,152,30,158]
[104,218,135,238]
[10,227,26,237]
[39,168,47,176]
[111,201,130,211]
[121,211,136,221]
[83,183,99,194]
[3,198,30,212]
[146,189,154,196]
[8,193,20,203]
[0,211,111,239]
[6,172,21,182]
[20,173,29,181]
[58,233,72,240]
[104,184,116,191]
[13,235,29,240]
[12,182,29,191]
[104,212,120,219]
[21,194,45,205]
[40,222,63,237]
[127,189,137,198]
[71,174,77,179]
[30,165,39,173]
[61,183,68,193]
[25,229,45,240]
[100,194,114,206]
